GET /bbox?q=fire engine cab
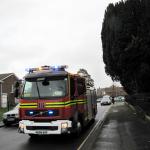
[16,65,97,137]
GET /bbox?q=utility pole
[112,82,115,97]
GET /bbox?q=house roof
[0,73,19,81]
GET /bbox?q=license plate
[35,130,48,135]
[7,118,15,121]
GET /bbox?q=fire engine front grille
[7,114,15,117]
[25,110,59,117]
[26,126,58,130]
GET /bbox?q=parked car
[114,96,125,102]
[2,104,19,126]
[101,96,111,105]
[97,98,102,103]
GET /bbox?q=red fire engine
[16,65,97,137]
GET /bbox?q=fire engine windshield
[22,76,68,99]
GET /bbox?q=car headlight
[15,114,19,118]
[2,114,7,119]
[61,122,68,129]
[19,122,26,129]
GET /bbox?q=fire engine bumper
[18,120,72,135]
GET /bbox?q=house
[0,73,19,108]
[97,85,127,98]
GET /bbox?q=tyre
[72,121,82,137]
[29,134,39,139]
[3,121,11,127]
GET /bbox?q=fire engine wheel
[77,121,82,132]
[73,121,82,137]
[91,117,95,123]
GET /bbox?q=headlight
[19,122,26,129]
[2,114,7,119]
[61,122,68,129]
[15,114,19,118]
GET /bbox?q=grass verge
[0,108,8,122]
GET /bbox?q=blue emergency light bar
[48,110,54,115]
[26,65,68,73]
[29,111,34,115]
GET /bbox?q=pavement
[91,102,150,150]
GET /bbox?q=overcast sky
[0,0,119,88]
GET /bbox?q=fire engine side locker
[86,88,94,120]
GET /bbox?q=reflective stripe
[19,106,38,108]
[20,99,86,108]
[20,103,38,108]
[45,102,65,105]
[45,99,86,108]
[45,105,65,108]
[77,102,86,105]
[75,100,87,103]
[20,103,37,105]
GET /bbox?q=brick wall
[0,75,18,107]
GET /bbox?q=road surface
[0,103,110,150]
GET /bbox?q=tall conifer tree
[102,0,150,94]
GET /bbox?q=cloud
[0,0,119,88]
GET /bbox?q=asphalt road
[0,103,110,150]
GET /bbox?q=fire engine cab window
[22,77,67,99]
[70,77,75,98]
[23,81,38,98]
[77,78,86,95]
